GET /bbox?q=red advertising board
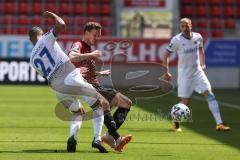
[58,37,178,66]
[0,35,177,66]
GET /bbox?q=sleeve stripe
[166,48,174,53]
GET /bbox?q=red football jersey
[70,40,99,86]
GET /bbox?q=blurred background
[0,0,239,89]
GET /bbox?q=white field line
[171,91,240,110]
[191,95,240,110]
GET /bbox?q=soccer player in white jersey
[29,11,110,153]
[163,18,231,132]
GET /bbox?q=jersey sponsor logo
[184,47,198,54]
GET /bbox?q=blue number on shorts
[34,47,55,77]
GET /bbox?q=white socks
[93,107,104,141]
[69,107,104,141]
[70,113,83,140]
[208,99,223,125]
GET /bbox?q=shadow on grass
[127,128,172,132]
[135,90,240,149]
[0,149,67,154]
[0,149,102,154]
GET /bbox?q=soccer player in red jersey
[69,22,132,152]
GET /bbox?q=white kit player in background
[163,18,231,132]
[29,11,109,153]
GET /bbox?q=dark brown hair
[29,26,43,39]
[84,22,102,33]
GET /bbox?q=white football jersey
[166,32,203,77]
[30,29,69,80]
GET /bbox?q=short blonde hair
[180,18,192,24]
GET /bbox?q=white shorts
[55,91,82,112]
[55,91,97,111]
[50,67,99,108]
[178,71,211,98]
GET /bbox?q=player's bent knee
[116,93,132,107]
[117,99,132,109]
[123,99,132,109]
[202,90,210,97]
[127,99,132,107]
[206,91,216,101]
[101,100,110,110]
[91,97,110,111]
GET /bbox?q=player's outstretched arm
[42,11,66,36]
[69,50,102,62]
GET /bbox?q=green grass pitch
[0,85,239,160]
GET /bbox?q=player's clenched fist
[42,11,56,18]
[164,72,172,82]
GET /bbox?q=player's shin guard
[70,113,83,140]
[113,108,130,130]
[104,111,120,140]
[207,92,223,125]
[93,107,104,141]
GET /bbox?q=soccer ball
[171,103,191,122]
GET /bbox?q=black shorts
[94,85,118,103]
